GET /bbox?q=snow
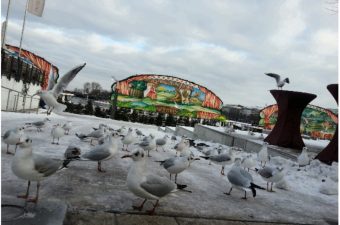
[1,111,338,223]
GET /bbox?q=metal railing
[1,86,40,113]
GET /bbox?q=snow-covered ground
[1,111,338,224]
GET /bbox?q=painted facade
[259,104,338,140]
[111,74,223,119]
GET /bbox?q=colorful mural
[111,74,223,119]
[259,104,338,140]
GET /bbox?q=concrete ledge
[193,124,300,160]
[175,126,196,139]
[2,196,67,225]
[164,127,175,134]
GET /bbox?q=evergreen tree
[156,113,164,126]
[84,100,94,115]
[94,106,102,117]
[165,114,175,127]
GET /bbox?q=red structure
[264,90,317,150]
[315,84,338,165]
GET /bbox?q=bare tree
[91,82,102,91]
[83,82,91,95]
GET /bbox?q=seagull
[171,135,177,143]
[76,126,106,145]
[200,147,235,175]
[157,154,199,184]
[121,128,136,151]
[11,138,68,204]
[135,129,144,139]
[138,134,156,157]
[62,121,72,135]
[82,132,120,172]
[122,149,188,215]
[34,63,86,115]
[174,139,190,156]
[258,142,269,167]
[2,127,25,154]
[265,73,290,90]
[51,124,65,145]
[256,166,285,192]
[225,158,265,199]
[156,135,169,152]
[297,147,310,167]
[63,145,81,168]
[25,118,50,132]
[241,155,257,172]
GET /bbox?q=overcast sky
[1,0,338,108]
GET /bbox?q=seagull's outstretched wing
[265,73,280,83]
[52,63,86,97]
[47,74,56,91]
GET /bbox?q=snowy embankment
[1,111,338,224]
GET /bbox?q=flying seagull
[265,73,289,89]
[35,63,86,115]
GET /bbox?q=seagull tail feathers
[249,182,265,198]
[176,184,188,190]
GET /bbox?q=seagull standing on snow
[122,149,188,215]
[174,138,190,156]
[2,127,25,154]
[297,147,310,167]
[76,126,106,145]
[51,124,65,145]
[258,142,270,167]
[25,118,50,132]
[156,135,169,152]
[265,73,290,90]
[62,121,72,135]
[138,134,156,157]
[225,158,265,199]
[200,147,236,175]
[157,154,199,184]
[35,63,86,115]
[241,155,257,172]
[121,128,136,151]
[256,166,285,192]
[82,132,120,172]
[11,138,68,204]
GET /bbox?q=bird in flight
[265,73,290,89]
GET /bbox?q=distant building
[1,45,59,112]
[221,104,260,125]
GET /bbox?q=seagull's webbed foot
[17,194,29,199]
[27,197,38,203]
[132,199,147,211]
[146,200,159,215]
[6,151,14,155]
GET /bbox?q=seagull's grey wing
[162,158,176,169]
[139,140,149,147]
[156,139,166,145]
[141,174,176,198]
[210,154,231,162]
[265,73,280,83]
[33,155,61,177]
[227,168,250,187]
[83,148,111,161]
[239,168,253,182]
[47,74,56,91]
[258,167,274,178]
[52,63,86,97]
[3,130,11,139]
[32,121,44,126]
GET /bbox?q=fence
[1,86,40,113]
